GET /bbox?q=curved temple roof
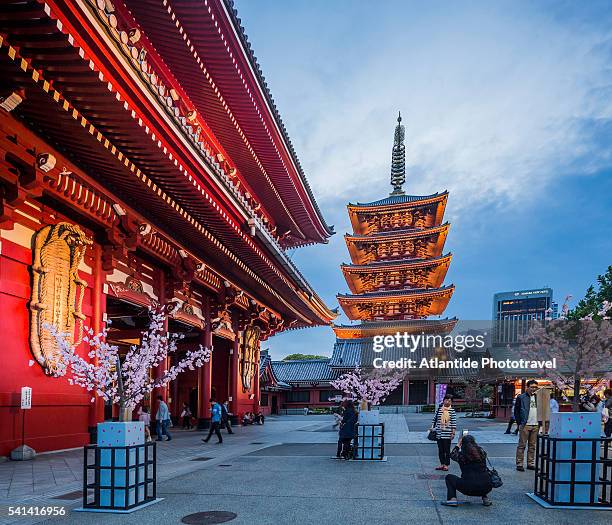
[332,318,458,339]
[271,359,335,384]
[347,191,448,235]
[337,285,455,302]
[122,0,334,247]
[345,223,450,243]
[0,0,336,329]
[350,192,447,208]
[341,254,452,293]
[337,285,455,320]
[341,253,452,272]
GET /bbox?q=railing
[83,442,156,511]
[534,435,611,507]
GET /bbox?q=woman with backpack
[444,434,494,507]
[430,395,457,471]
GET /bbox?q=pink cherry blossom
[331,367,403,406]
[519,298,611,412]
[45,306,212,419]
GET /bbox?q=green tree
[283,353,328,361]
[569,265,612,320]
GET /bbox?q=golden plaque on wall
[29,223,92,374]
[240,325,260,392]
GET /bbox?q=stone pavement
[0,414,609,525]
[0,416,305,508]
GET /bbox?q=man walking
[202,397,223,444]
[221,401,234,434]
[515,380,539,471]
[155,395,172,441]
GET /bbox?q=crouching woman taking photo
[444,434,493,507]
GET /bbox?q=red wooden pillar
[253,348,260,412]
[402,380,409,405]
[197,296,212,428]
[428,380,436,405]
[88,244,105,440]
[153,270,167,418]
[230,332,240,415]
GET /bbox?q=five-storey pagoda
[331,114,457,404]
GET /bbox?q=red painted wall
[280,387,337,410]
[0,236,95,457]
[235,383,258,418]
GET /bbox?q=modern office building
[491,287,553,418]
[492,288,554,344]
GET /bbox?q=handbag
[486,457,503,488]
[427,406,441,441]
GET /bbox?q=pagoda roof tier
[341,253,452,293]
[348,192,448,235]
[345,224,450,264]
[332,318,458,339]
[337,285,455,320]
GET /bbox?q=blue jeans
[156,419,172,440]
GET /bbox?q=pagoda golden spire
[390,112,406,195]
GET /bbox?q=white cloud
[244,1,612,220]
[236,1,612,359]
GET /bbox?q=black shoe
[202,439,209,443]
[228,431,234,434]
[516,466,525,472]
[156,438,162,441]
[527,465,535,470]
[504,431,511,434]
[166,437,172,441]
[512,431,518,435]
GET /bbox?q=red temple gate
[0,0,335,456]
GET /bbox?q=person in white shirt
[514,380,539,471]
[549,397,559,413]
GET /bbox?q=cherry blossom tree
[331,367,403,407]
[519,299,611,412]
[45,306,211,420]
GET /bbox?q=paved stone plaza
[0,414,610,525]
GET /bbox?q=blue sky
[234,0,612,360]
